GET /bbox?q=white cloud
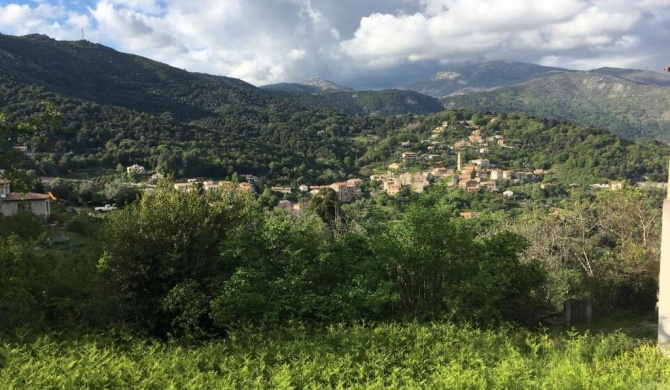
[340,0,662,71]
[0,0,669,86]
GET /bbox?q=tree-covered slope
[264,89,445,116]
[401,61,573,98]
[0,33,414,181]
[440,71,670,141]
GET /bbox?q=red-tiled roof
[1,192,50,201]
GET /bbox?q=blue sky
[1,0,670,88]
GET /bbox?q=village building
[472,158,491,168]
[174,182,196,192]
[126,164,145,174]
[384,180,402,196]
[0,179,51,220]
[490,169,503,181]
[329,182,362,203]
[502,170,515,180]
[431,168,454,179]
[236,182,256,195]
[459,211,480,219]
[516,172,537,182]
[276,200,302,216]
[203,181,220,191]
[401,152,417,160]
[271,186,292,194]
[479,180,498,191]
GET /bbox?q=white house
[0,179,51,220]
[126,164,145,174]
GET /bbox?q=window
[18,203,31,211]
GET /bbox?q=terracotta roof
[1,192,50,201]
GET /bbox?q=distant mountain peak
[302,77,354,91]
[402,61,573,98]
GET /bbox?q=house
[329,182,361,203]
[237,182,256,195]
[431,168,454,179]
[503,190,514,198]
[243,174,258,183]
[459,211,480,219]
[271,186,292,194]
[479,181,498,191]
[346,178,363,187]
[490,169,502,181]
[401,152,417,160]
[472,159,490,168]
[150,172,164,182]
[126,164,145,174]
[516,172,537,182]
[13,146,28,153]
[469,134,483,143]
[174,182,196,192]
[411,179,430,193]
[0,179,51,220]
[298,184,309,192]
[276,200,302,216]
[401,140,411,147]
[384,181,402,196]
[388,162,403,171]
[203,181,220,191]
[460,179,480,192]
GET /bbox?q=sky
[1,0,669,89]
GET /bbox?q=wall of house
[0,200,50,220]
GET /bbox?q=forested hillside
[440,72,670,141]
[3,34,670,388]
[1,34,668,186]
[263,88,445,116]
[0,34,412,182]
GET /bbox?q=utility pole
[659,61,670,345]
[659,158,670,346]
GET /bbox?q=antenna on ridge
[81,29,84,41]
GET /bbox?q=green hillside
[440,72,670,141]
[264,88,445,116]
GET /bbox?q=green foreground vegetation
[2,323,668,389]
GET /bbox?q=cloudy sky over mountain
[1,0,669,88]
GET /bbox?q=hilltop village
[150,119,624,216]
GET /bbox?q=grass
[1,322,669,389]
